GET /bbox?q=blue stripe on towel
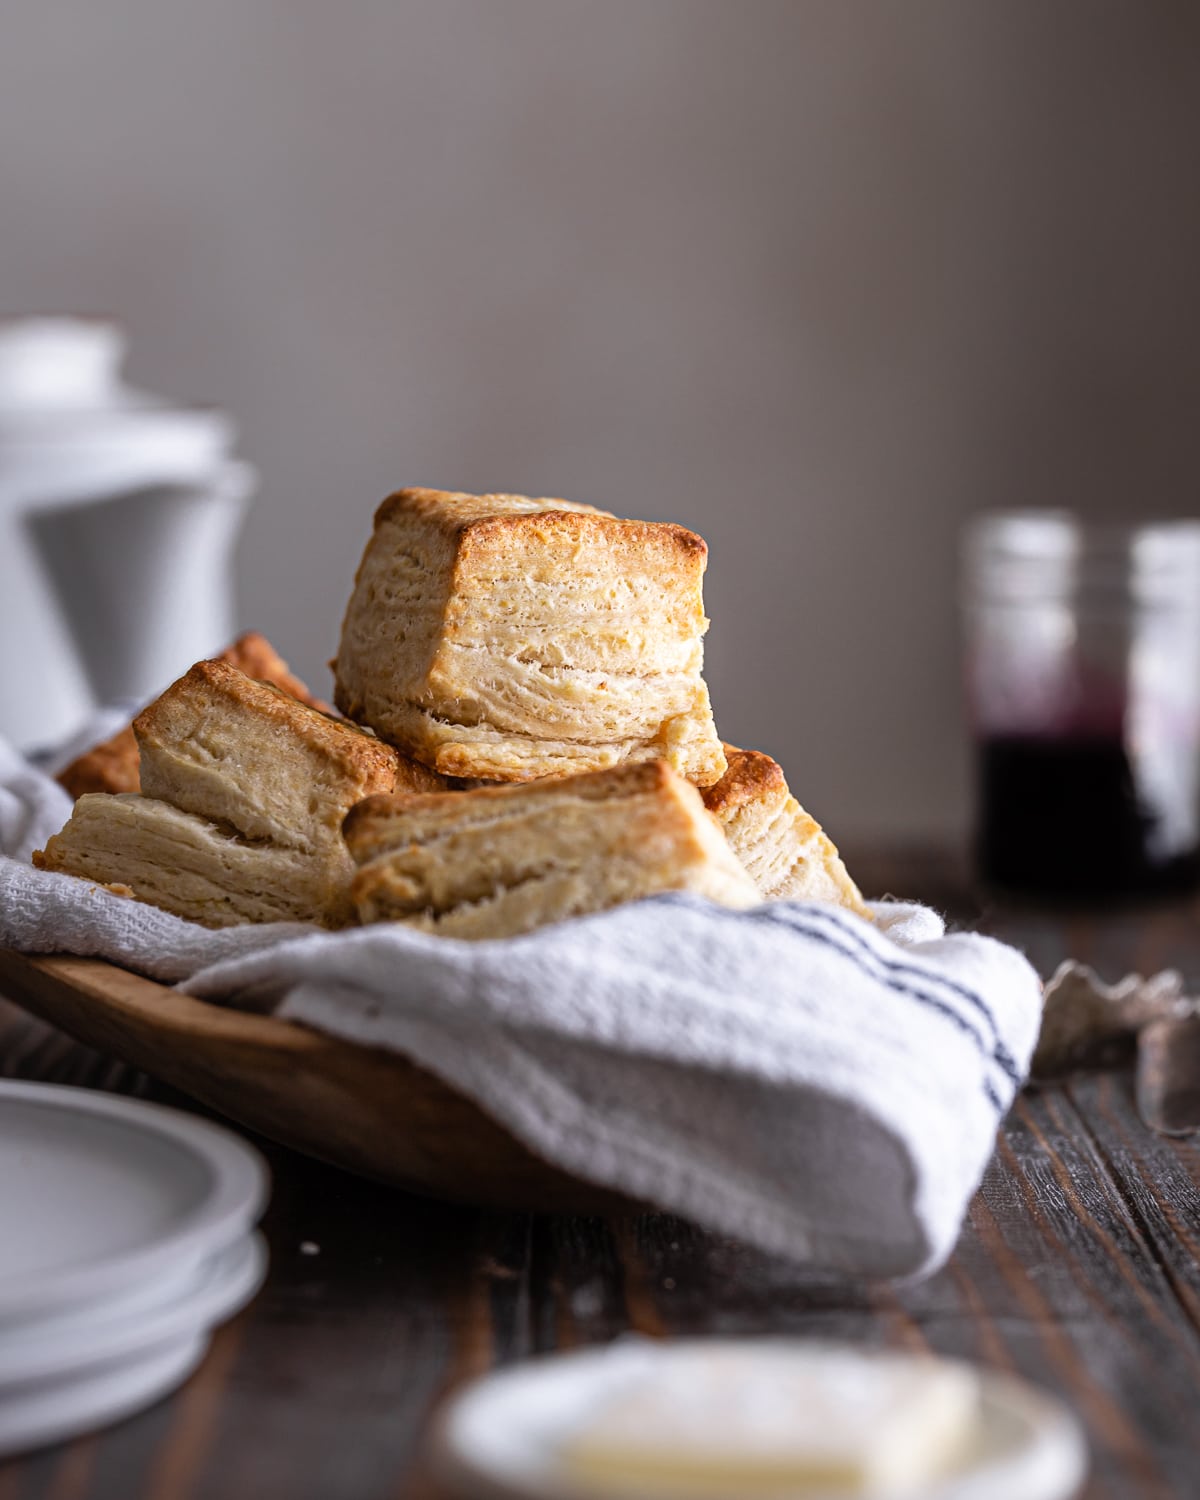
[645,894,1016,1112]
[783,905,1022,1082]
[758,905,1022,1087]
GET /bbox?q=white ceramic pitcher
[0,318,255,751]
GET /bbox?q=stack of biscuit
[36,488,868,938]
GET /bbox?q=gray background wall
[5,1,1200,841]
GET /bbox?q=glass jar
[961,511,1200,899]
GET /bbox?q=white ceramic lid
[0,1082,268,1323]
[0,317,232,504]
[0,318,125,406]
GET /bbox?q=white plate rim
[0,1081,268,1319]
[0,1330,210,1458]
[429,1338,1089,1500]
[0,1231,267,1386]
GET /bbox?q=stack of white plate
[0,1080,268,1457]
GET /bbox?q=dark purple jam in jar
[976,734,1200,898]
[963,513,1200,901]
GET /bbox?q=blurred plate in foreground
[431,1338,1087,1500]
[0,1081,268,1456]
[0,1080,267,1323]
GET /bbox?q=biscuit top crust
[375,487,609,530]
[135,659,396,780]
[374,487,707,563]
[700,746,788,818]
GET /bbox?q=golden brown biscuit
[345,759,758,940]
[37,660,437,928]
[134,659,419,851]
[701,746,871,917]
[334,488,727,786]
[56,631,333,799]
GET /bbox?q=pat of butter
[559,1343,979,1496]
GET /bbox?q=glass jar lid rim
[963,510,1200,603]
[966,509,1200,553]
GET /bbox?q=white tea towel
[0,737,73,863]
[0,739,1041,1278]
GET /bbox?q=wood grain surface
[2,848,1199,1499]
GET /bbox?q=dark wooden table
[2,850,1200,1500]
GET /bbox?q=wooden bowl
[0,948,636,1214]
